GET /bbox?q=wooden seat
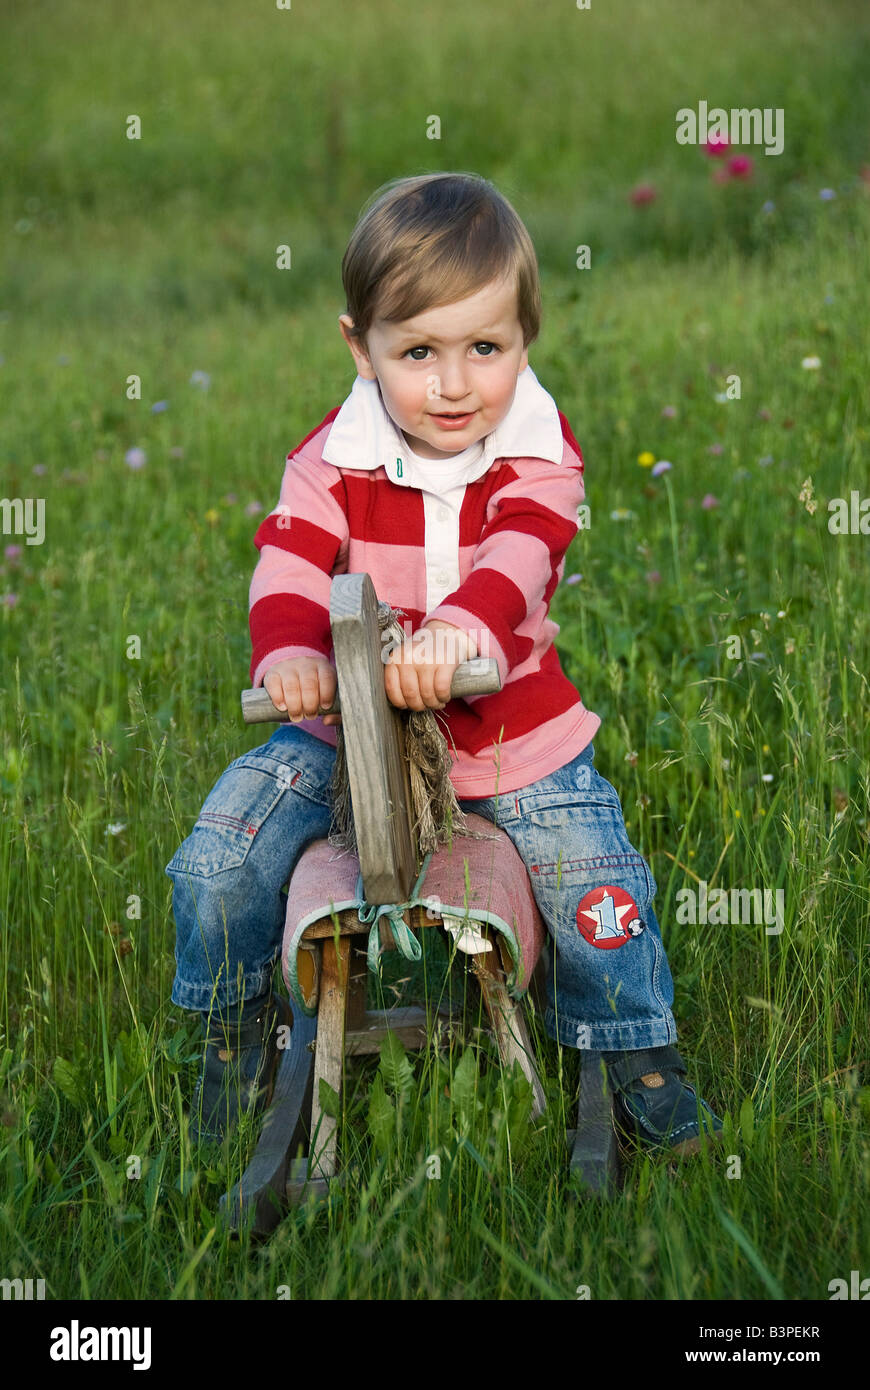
[280,811,548,1195]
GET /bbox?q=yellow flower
[637,451,655,467]
[204,508,220,526]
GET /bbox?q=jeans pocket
[166,755,290,878]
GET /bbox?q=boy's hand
[263,657,341,726]
[383,620,476,712]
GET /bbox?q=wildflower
[610,508,637,522]
[32,463,47,476]
[624,750,639,766]
[190,370,211,390]
[661,405,677,418]
[2,593,18,608]
[223,493,238,505]
[799,478,818,515]
[169,446,185,459]
[761,200,776,214]
[761,773,774,784]
[785,639,795,655]
[4,545,22,563]
[107,822,126,836]
[56,353,70,365]
[637,451,655,467]
[801,356,821,370]
[565,573,583,585]
[701,493,720,509]
[645,570,662,584]
[151,400,169,414]
[727,154,754,179]
[651,460,672,477]
[757,407,772,421]
[714,391,729,403]
[630,183,657,206]
[819,188,836,201]
[707,442,724,456]
[204,508,220,526]
[704,136,730,157]
[125,447,147,470]
[758,454,774,467]
[245,501,263,516]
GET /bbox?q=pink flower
[645,570,662,585]
[2,593,18,608]
[707,442,724,456]
[245,501,263,517]
[630,183,657,206]
[701,493,720,510]
[704,136,730,158]
[4,545,22,563]
[125,447,147,470]
[727,154,754,179]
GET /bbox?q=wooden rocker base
[568,1050,622,1198]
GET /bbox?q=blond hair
[341,172,541,350]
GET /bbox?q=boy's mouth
[430,410,476,427]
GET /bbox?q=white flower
[107,822,126,836]
[801,356,821,370]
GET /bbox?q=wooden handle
[240,656,501,724]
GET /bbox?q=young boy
[166,172,722,1156]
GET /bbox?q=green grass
[1,0,868,1301]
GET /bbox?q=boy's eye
[403,342,498,360]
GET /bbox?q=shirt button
[436,571,449,585]
[437,506,449,521]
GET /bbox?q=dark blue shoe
[190,990,292,1143]
[604,1046,723,1156]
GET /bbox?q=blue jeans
[165,726,677,1052]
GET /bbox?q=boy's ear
[338,314,376,379]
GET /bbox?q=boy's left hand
[383,620,476,711]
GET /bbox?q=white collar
[320,365,564,487]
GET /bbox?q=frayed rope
[327,601,498,858]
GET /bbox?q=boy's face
[338,275,529,459]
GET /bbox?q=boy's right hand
[263,657,341,727]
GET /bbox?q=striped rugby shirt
[249,365,601,797]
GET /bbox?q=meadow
[1,0,868,1301]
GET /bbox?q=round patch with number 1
[576,884,646,950]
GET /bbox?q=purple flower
[645,570,662,585]
[4,545,22,563]
[819,188,836,201]
[565,573,583,585]
[245,501,263,517]
[169,446,185,459]
[2,593,18,608]
[761,200,776,215]
[150,400,169,413]
[651,460,672,477]
[125,447,147,470]
[660,405,677,419]
[190,370,211,390]
[701,493,720,510]
[707,442,724,456]
[223,493,238,504]
[32,463,47,476]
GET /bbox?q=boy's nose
[435,366,471,402]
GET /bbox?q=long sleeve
[423,434,585,685]
[248,450,349,687]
